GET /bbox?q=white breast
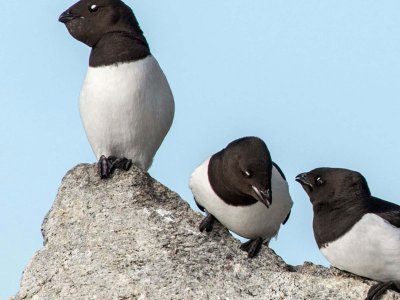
[79,55,174,170]
[189,158,293,240]
[321,213,400,282]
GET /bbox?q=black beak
[252,186,272,208]
[59,10,81,23]
[295,173,313,191]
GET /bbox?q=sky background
[2,1,400,298]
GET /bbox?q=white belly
[321,213,400,282]
[189,158,293,240]
[79,55,174,170]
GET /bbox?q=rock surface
[11,164,399,300]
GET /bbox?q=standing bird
[296,168,400,300]
[59,0,174,178]
[189,137,293,258]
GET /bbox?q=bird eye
[88,4,99,12]
[243,171,251,178]
[315,177,324,186]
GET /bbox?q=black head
[217,137,273,207]
[59,0,146,48]
[295,167,371,207]
[296,168,374,247]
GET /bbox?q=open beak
[251,186,272,208]
[59,10,81,23]
[295,172,313,192]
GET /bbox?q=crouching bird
[190,137,293,258]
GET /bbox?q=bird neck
[89,31,150,67]
[312,197,368,247]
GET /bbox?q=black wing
[194,197,205,212]
[272,162,286,181]
[282,209,291,225]
[370,196,400,228]
[272,162,290,224]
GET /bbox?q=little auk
[296,167,400,300]
[190,136,293,258]
[59,0,174,178]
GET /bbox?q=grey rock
[11,164,399,300]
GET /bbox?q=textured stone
[11,164,399,300]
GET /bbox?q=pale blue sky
[2,1,400,298]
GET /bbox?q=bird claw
[365,281,400,300]
[111,156,133,171]
[97,155,132,179]
[98,155,113,179]
[199,214,215,232]
[240,237,263,258]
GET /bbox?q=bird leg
[110,156,133,171]
[365,281,400,300]
[97,155,132,179]
[98,155,113,179]
[240,237,263,258]
[199,213,216,232]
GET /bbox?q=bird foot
[240,237,263,258]
[97,155,132,179]
[199,214,215,232]
[365,281,400,300]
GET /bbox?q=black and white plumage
[296,167,400,300]
[189,137,293,258]
[59,0,174,178]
